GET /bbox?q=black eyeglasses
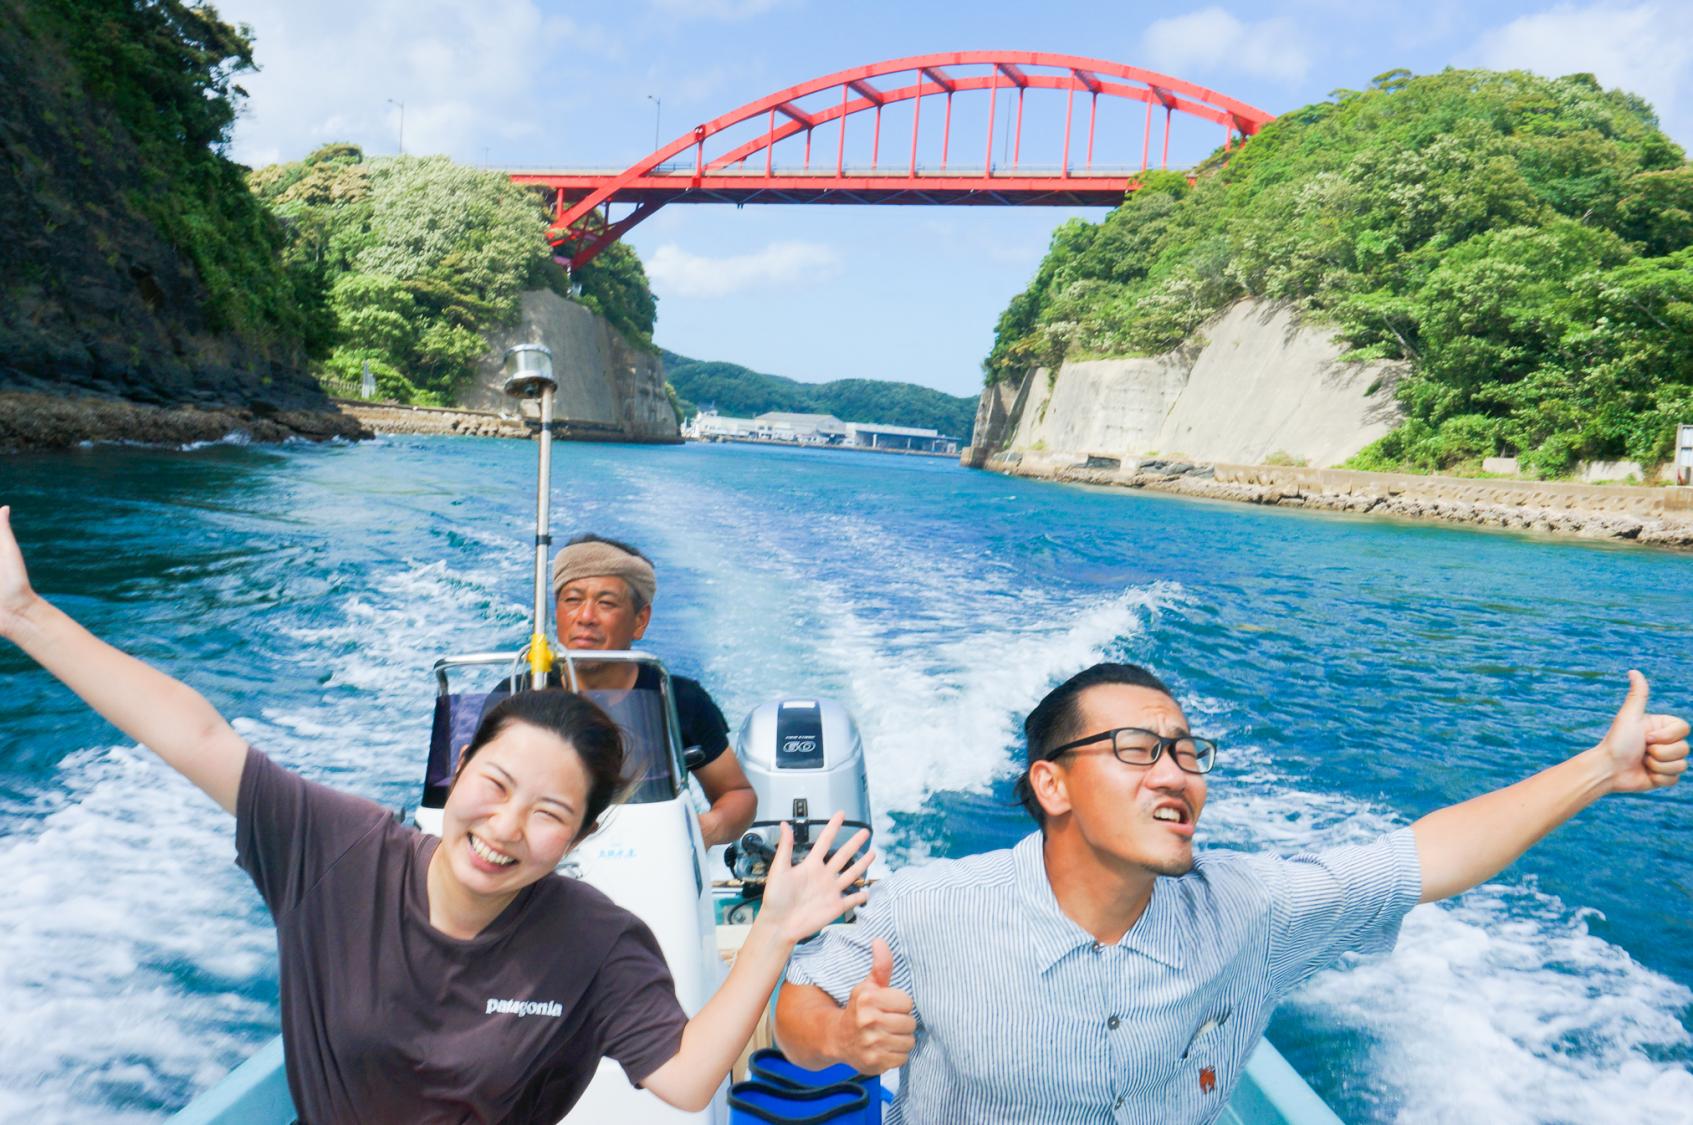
[1046,727,1218,775]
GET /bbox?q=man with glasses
[774,661,1687,1122]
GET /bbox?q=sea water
[0,437,1689,1123]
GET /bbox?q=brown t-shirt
[234,747,687,1124]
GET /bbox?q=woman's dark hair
[457,690,627,841]
[1014,663,1176,829]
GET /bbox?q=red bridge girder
[511,51,1274,270]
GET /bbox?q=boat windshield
[580,685,681,805]
[422,664,684,810]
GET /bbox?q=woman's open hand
[0,506,40,639]
[756,812,873,946]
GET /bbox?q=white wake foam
[1294,882,1693,1123]
[608,460,1187,837]
[0,746,274,1122]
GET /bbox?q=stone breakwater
[0,391,367,453]
[338,401,680,443]
[983,452,1693,549]
[338,401,526,439]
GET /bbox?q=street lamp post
[646,94,661,154]
[386,98,405,155]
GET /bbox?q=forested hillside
[0,0,660,414]
[0,0,324,407]
[663,352,976,439]
[987,69,1693,476]
[251,148,657,405]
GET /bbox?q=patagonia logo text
[485,998,564,1018]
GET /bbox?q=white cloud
[1141,7,1311,83]
[647,0,794,21]
[218,0,614,166]
[1473,3,1693,140]
[646,241,841,298]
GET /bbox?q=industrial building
[684,410,959,456]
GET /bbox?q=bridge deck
[511,166,1170,208]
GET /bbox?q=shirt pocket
[1172,1007,1237,1108]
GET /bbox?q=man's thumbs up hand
[869,935,894,987]
[833,938,916,1075]
[1597,671,1688,793]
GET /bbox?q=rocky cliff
[965,300,1403,470]
[455,291,679,442]
[0,0,343,420]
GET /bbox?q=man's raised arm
[1412,671,1687,903]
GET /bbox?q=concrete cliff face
[457,291,679,442]
[965,300,1403,469]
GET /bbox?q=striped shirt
[784,829,1421,1124]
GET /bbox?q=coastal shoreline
[0,392,692,453]
[333,400,681,444]
[0,390,368,453]
[979,454,1693,550]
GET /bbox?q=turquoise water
[2,436,1690,1123]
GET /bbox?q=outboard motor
[726,699,873,896]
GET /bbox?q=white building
[685,409,958,455]
[756,412,850,444]
[683,410,763,441]
[684,410,847,444]
[844,422,959,455]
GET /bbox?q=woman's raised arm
[0,505,247,813]
[641,814,874,1112]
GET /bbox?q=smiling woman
[0,503,875,1123]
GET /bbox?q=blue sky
[219,1,1692,398]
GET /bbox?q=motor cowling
[727,698,872,885]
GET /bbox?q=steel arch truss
[512,51,1275,269]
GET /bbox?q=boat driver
[498,534,756,848]
[773,661,1688,1123]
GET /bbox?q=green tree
[252,148,656,403]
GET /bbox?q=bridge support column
[909,73,924,175]
[1061,74,1075,176]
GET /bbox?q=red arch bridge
[511,51,1274,270]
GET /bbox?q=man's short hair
[557,533,655,612]
[1014,662,1177,828]
[567,532,651,564]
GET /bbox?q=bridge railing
[509,163,1187,179]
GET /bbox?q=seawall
[336,400,660,443]
[965,299,1404,470]
[984,451,1693,548]
[455,291,679,443]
